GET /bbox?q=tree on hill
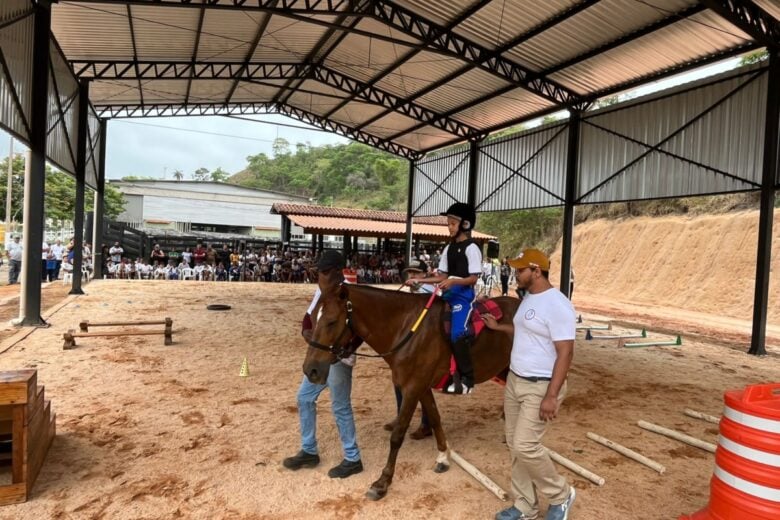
[192,167,210,181]
[0,156,126,223]
[210,167,229,182]
[235,141,408,210]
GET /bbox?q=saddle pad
[442,298,504,338]
[470,299,503,337]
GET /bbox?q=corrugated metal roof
[31,1,778,158]
[288,214,496,240]
[272,202,447,225]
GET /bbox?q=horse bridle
[305,288,438,360]
[305,300,358,360]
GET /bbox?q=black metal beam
[313,66,477,138]
[95,101,277,118]
[405,158,415,263]
[185,3,207,104]
[72,61,310,80]
[275,103,420,158]
[365,0,579,106]
[274,0,363,106]
[560,111,580,299]
[19,0,51,327]
[63,0,359,14]
[126,5,144,106]
[750,50,779,356]
[490,0,601,63]
[71,80,89,295]
[66,0,419,51]
[467,140,479,208]
[701,0,780,49]
[94,100,421,157]
[92,119,107,280]
[225,3,277,104]
[330,0,493,127]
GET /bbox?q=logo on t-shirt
[524,309,536,320]
[452,304,462,312]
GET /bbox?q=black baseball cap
[317,250,345,272]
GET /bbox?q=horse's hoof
[366,487,386,501]
[434,463,449,474]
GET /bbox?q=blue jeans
[297,361,360,462]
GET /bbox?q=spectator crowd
[98,243,449,285]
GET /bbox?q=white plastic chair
[181,267,195,281]
[62,271,73,284]
[82,266,91,282]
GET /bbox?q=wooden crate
[0,371,56,506]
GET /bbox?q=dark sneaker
[545,487,576,520]
[327,459,363,479]
[282,450,320,470]
[495,506,538,520]
[409,424,433,440]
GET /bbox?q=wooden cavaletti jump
[63,318,173,349]
[0,370,56,506]
[79,317,172,332]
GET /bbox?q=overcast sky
[0,57,743,180]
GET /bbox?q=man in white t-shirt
[483,248,576,520]
[50,239,65,280]
[6,236,23,284]
[109,242,123,264]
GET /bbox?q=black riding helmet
[440,202,476,234]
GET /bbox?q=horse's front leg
[366,384,422,501]
[418,389,449,473]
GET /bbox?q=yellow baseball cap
[508,248,550,271]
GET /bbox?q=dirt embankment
[550,210,780,348]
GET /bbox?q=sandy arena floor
[1,280,779,520]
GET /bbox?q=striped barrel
[681,383,780,520]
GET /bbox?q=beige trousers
[504,372,570,517]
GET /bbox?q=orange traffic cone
[680,383,780,520]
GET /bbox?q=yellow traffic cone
[239,356,250,378]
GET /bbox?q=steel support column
[70,80,90,295]
[92,119,107,280]
[560,112,581,299]
[467,141,479,208]
[18,2,52,326]
[749,52,780,356]
[405,159,415,265]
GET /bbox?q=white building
[110,180,310,238]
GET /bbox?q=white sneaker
[445,382,473,395]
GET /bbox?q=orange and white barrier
[342,268,358,284]
[681,383,780,520]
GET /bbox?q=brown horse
[303,276,519,500]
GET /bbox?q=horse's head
[302,267,352,384]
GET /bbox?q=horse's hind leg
[366,385,421,501]
[419,389,449,473]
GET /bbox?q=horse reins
[306,289,438,359]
